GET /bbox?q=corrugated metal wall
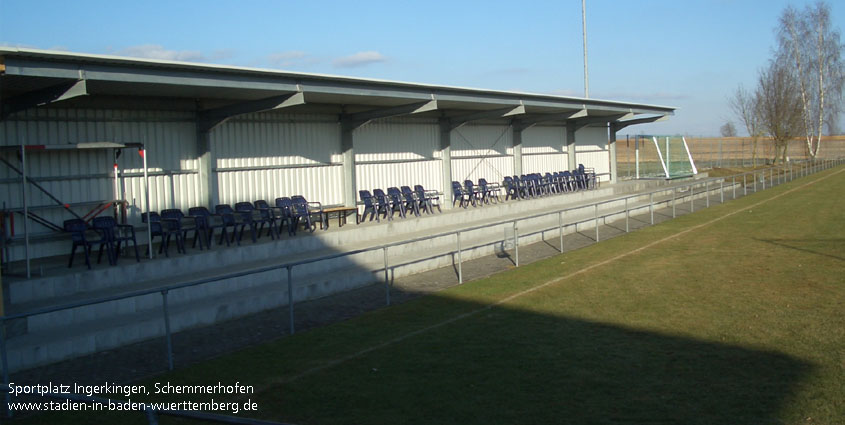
[1,108,198,260]
[575,126,610,180]
[451,123,514,183]
[212,112,344,206]
[522,125,567,174]
[354,117,440,192]
[1,106,612,262]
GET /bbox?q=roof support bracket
[519,108,588,128]
[448,104,526,130]
[611,114,668,132]
[568,113,631,132]
[342,99,438,131]
[2,79,87,120]
[198,91,305,133]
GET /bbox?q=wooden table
[321,206,358,229]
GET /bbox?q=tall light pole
[582,0,589,98]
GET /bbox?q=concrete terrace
[2,175,729,372]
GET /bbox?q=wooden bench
[321,206,358,229]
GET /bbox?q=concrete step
[5,177,738,372]
[4,265,382,371]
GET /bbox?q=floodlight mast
[582,0,589,98]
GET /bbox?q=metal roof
[0,47,675,123]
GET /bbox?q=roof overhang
[0,47,676,126]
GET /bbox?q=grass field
[20,165,845,424]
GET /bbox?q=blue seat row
[359,185,441,222]
[65,195,326,268]
[452,178,503,208]
[503,165,597,201]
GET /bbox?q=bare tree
[756,59,803,163]
[720,121,737,137]
[777,1,845,159]
[729,85,764,164]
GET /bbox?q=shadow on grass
[267,294,812,425]
[756,238,845,262]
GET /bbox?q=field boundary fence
[617,135,845,179]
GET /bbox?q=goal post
[635,135,697,179]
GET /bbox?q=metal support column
[20,145,31,278]
[512,120,524,177]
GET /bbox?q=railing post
[625,197,630,232]
[754,172,758,192]
[161,289,174,371]
[287,265,294,335]
[690,184,695,212]
[513,221,519,267]
[456,233,463,284]
[732,176,736,199]
[649,193,654,225]
[705,180,709,207]
[671,189,676,218]
[384,247,391,302]
[744,174,747,196]
[558,211,564,252]
[595,204,600,242]
[720,180,723,203]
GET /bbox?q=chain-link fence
[617,135,845,179]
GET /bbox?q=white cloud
[114,44,205,62]
[332,51,387,68]
[267,50,316,68]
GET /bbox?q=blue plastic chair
[214,204,247,246]
[400,186,420,217]
[92,215,140,264]
[160,209,188,254]
[373,189,392,221]
[478,178,501,204]
[291,195,324,232]
[274,197,296,236]
[386,187,407,218]
[414,185,441,214]
[64,218,101,269]
[188,206,229,248]
[452,181,470,208]
[360,190,379,222]
[463,180,481,207]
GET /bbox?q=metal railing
[2,158,841,420]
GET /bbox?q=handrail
[1,159,841,419]
[0,161,833,323]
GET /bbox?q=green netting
[662,136,695,178]
[635,136,697,179]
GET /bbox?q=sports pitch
[25,165,845,424]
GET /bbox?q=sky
[1,0,843,136]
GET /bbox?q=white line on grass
[280,167,843,384]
